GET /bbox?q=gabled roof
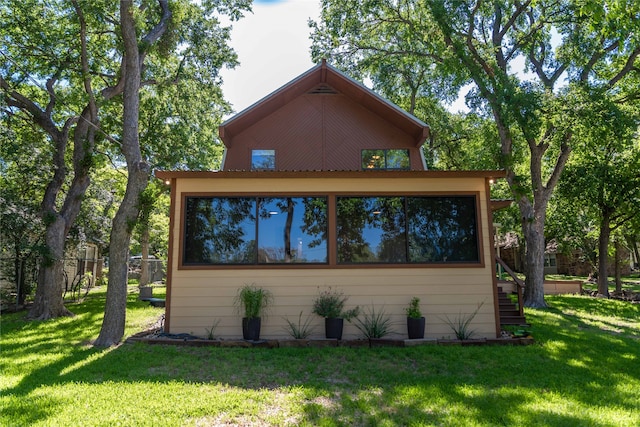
[219,59,431,148]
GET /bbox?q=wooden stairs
[498,286,529,326]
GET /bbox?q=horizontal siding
[168,267,496,340]
[167,175,497,340]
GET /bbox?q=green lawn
[1,285,639,426]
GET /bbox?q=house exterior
[156,60,506,340]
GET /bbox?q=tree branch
[607,46,640,89]
[580,39,619,82]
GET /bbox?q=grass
[1,286,639,426]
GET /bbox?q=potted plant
[235,284,272,341]
[312,287,359,340]
[405,297,425,339]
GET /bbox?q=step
[500,309,520,316]
[500,316,529,326]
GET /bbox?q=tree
[311,0,640,307]
[1,0,108,319]
[0,122,46,306]
[94,0,251,346]
[555,89,640,295]
[2,0,249,326]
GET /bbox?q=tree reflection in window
[184,196,327,265]
[337,196,479,264]
[184,197,256,264]
[258,197,327,263]
[407,196,479,263]
[362,149,410,170]
[337,197,406,263]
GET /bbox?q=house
[155,60,508,340]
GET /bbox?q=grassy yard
[1,285,639,426]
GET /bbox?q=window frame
[178,191,484,270]
[251,149,276,170]
[335,194,481,265]
[180,193,329,267]
[361,149,410,170]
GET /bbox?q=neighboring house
[156,60,508,340]
[498,234,631,278]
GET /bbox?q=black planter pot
[407,316,425,339]
[324,317,344,340]
[242,317,262,341]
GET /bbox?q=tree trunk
[28,217,74,319]
[14,245,27,306]
[520,199,548,308]
[139,228,150,287]
[597,209,611,296]
[94,0,167,346]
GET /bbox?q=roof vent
[308,83,338,95]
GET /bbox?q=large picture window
[183,196,328,265]
[337,196,479,264]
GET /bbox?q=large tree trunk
[28,217,74,319]
[597,209,612,296]
[519,198,548,308]
[95,0,168,346]
[27,110,93,319]
[95,169,149,346]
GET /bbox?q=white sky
[219,0,470,116]
[219,0,321,116]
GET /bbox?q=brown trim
[176,191,486,270]
[486,178,501,338]
[491,199,513,211]
[156,169,506,180]
[164,178,176,332]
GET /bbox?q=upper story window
[362,149,410,170]
[251,149,275,170]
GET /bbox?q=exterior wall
[165,175,498,340]
[223,94,425,171]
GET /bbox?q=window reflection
[362,149,410,170]
[337,197,406,263]
[183,196,327,265]
[251,149,275,170]
[258,197,328,263]
[407,196,479,262]
[184,197,256,264]
[337,196,479,264]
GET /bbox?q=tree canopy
[311,0,640,306]
[1,0,250,331]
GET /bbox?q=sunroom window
[336,196,479,264]
[183,196,328,265]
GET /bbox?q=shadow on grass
[1,292,639,426]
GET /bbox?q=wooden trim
[155,169,507,180]
[164,178,176,332]
[486,178,501,338]
[176,191,486,270]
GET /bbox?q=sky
[219,0,471,116]
[219,0,321,115]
